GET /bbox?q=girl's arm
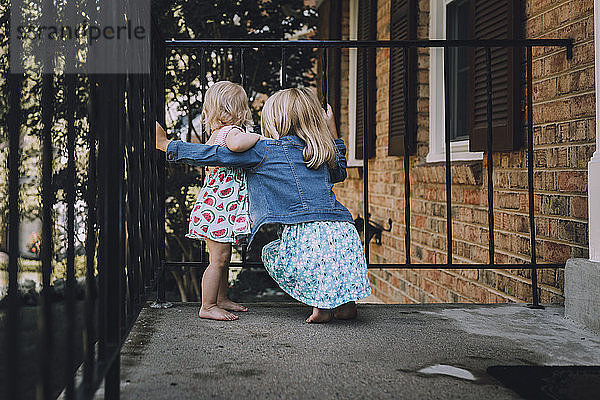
[156,122,265,168]
[225,127,263,152]
[322,105,346,183]
[330,140,347,184]
[323,104,339,139]
[156,122,171,151]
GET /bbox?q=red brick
[456,278,471,298]
[557,171,587,192]
[471,285,489,303]
[570,196,588,219]
[463,189,480,205]
[571,0,594,20]
[543,241,572,262]
[572,93,596,118]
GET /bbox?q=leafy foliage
[153,0,318,264]
[0,2,318,300]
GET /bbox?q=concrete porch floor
[112,303,600,400]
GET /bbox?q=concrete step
[115,303,600,400]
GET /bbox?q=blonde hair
[202,81,252,132]
[261,87,336,169]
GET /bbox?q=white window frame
[347,0,363,167]
[427,0,483,163]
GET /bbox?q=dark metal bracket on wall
[354,214,393,246]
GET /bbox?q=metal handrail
[161,38,574,311]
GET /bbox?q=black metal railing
[2,31,574,399]
[161,38,574,310]
[2,12,165,400]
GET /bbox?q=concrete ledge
[565,258,600,334]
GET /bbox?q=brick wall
[331,0,595,304]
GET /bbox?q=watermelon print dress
[186,126,251,244]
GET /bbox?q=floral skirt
[261,221,372,309]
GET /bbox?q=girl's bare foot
[306,307,333,323]
[334,302,358,320]
[198,305,239,321]
[217,298,248,312]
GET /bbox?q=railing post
[83,71,98,396]
[240,48,247,90]
[39,72,55,400]
[361,49,370,263]
[281,47,287,89]
[64,72,77,400]
[402,47,412,265]
[485,48,495,267]
[443,45,453,266]
[100,73,125,400]
[321,48,328,109]
[526,46,543,309]
[151,29,172,310]
[6,72,23,400]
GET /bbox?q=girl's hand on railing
[155,122,171,152]
[323,104,338,140]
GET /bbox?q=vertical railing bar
[321,48,328,109]
[158,38,167,281]
[96,81,107,368]
[361,49,369,263]
[443,46,453,265]
[132,0,144,313]
[100,4,125,387]
[147,51,156,287]
[157,37,167,304]
[124,75,138,319]
[83,73,98,394]
[149,34,161,293]
[120,73,128,335]
[128,74,143,311]
[239,47,249,270]
[240,48,246,90]
[84,4,101,394]
[64,72,77,400]
[280,47,287,88]
[39,2,58,394]
[241,246,247,268]
[102,73,124,400]
[150,39,159,296]
[40,72,55,400]
[141,72,152,291]
[137,76,146,304]
[402,47,411,265]
[485,48,495,266]
[6,73,23,400]
[200,48,207,140]
[200,47,207,265]
[240,46,248,277]
[526,46,541,308]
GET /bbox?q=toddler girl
[185,80,262,321]
[157,88,372,323]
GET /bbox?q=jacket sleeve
[329,139,348,184]
[166,140,266,169]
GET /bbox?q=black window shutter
[318,1,342,133]
[388,0,417,156]
[356,0,377,159]
[469,0,521,152]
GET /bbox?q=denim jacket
[166,135,354,246]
